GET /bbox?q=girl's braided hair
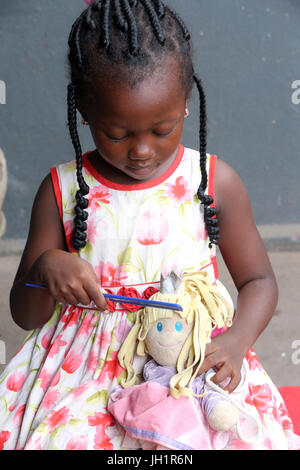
[67,0,220,251]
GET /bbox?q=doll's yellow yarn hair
[118,271,234,399]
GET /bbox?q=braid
[194,75,220,248]
[114,0,128,32]
[67,0,219,251]
[153,0,165,19]
[67,83,89,251]
[101,0,111,48]
[122,0,139,56]
[168,7,190,41]
[140,0,165,45]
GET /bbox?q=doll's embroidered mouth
[157,341,182,349]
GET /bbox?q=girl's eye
[106,135,126,142]
[104,131,128,142]
[157,322,163,332]
[175,321,183,332]
[154,129,173,138]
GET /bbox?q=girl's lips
[126,163,155,175]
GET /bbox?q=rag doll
[108,271,259,450]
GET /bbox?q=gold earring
[184,108,190,118]
[82,118,89,126]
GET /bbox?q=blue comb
[25,283,183,312]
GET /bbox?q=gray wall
[0,0,299,240]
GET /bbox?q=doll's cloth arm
[143,359,176,387]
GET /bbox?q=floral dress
[0,145,299,450]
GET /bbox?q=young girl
[0,0,299,450]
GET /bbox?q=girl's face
[78,60,187,183]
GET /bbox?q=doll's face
[145,313,193,367]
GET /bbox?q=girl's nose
[128,138,155,161]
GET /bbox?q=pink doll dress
[108,359,262,450]
[0,146,299,450]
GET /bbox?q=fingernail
[103,309,110,314]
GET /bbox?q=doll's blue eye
[175,321,183,332]
[157,322,163,332]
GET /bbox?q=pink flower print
[47,334,68,359]
[94,426,114,450]
[95,261,128,287]
[86,350,100,373]
[27,436,43,450]
[88,412,115,450]
[50,370,61,388]
[61,305,81,328]
[114,319,131,343]
[227,436,255,451]
[278,401,293,431]
[41,325,56,349]
[8,401,18,412]
[64,219,75,251]
[245,348,263,371]
[6,371,26,392]
[77,313,97,336]
[45,406,72,431]
[62,350,83,374]
[165,176,192,206]
[96,329,112,352]
[13,404,26,427]
[70,383,89,399]
[97,351,123,384]
[196,220,207,242]
[245,383,275,419]
[66,436,88,450]
[136,210,168,246]
[38,369,53,393]
[0,431,11,450]
[41,389,60,410]
[86,215,107,245]
[88,185,111,212]
[88,411,114,427]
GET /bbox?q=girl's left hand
[197,329,247,393]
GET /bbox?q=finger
[198,343,226,374]
[198,354,221,375]
[223,371,241,394]
[73,287,93,307]
[210,364,232,387]
[84,280,109,311]
[58,292,78,306]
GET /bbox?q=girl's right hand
[30,249,109,312]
